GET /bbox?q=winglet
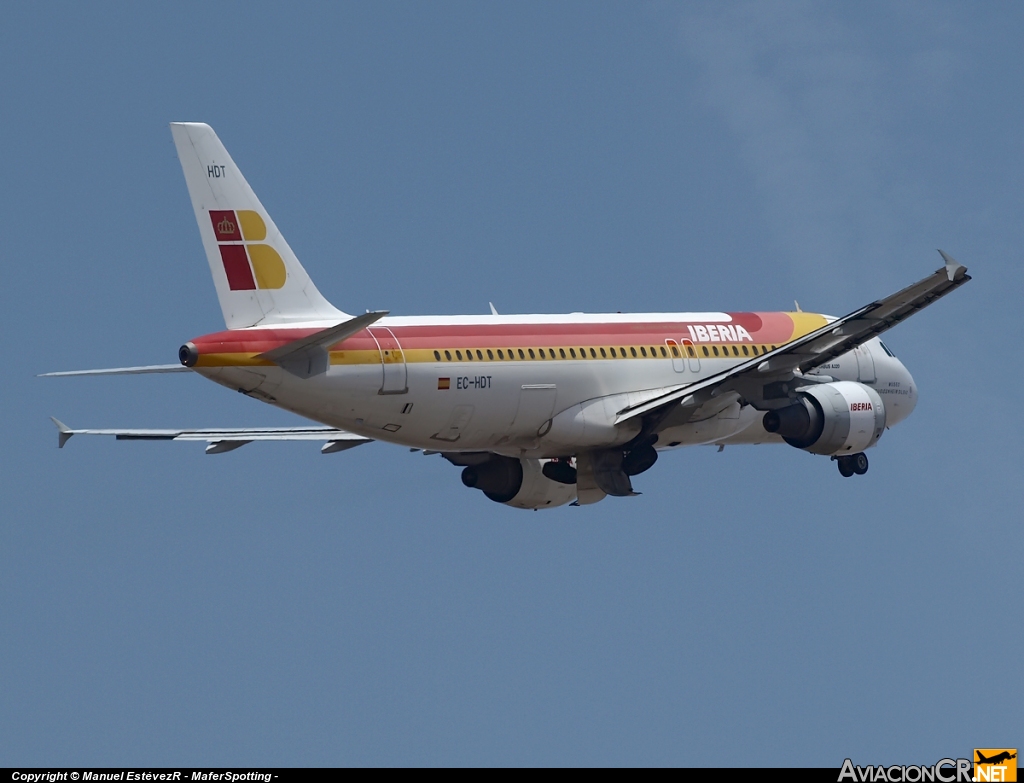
[51,417,74,448]
[938,249,967,282]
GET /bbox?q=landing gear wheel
[837,456,855,478]
[852,452,869,475]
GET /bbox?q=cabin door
[368,327,408,394]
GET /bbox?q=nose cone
[885,359,917,426]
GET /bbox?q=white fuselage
[193,314,917,458]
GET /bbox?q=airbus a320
[45,123,971,509]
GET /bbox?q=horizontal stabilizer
[39,364,190,377]
[50,418,371,453]
[257,310,388,378]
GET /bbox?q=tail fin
[170,122,347,328]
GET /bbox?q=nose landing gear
[834,452,869,478]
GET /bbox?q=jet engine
[762,381,886,456]
[461,455,577,510]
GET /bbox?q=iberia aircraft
[45,123,972,509]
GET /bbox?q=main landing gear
[834,452,869,478]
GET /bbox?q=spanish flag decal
[438,378,450,390]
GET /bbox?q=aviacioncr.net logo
[974,749,1017,782]
[839,758,973,783]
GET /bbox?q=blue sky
[2,1,1020,766]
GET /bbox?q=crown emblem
[217,216,237,236]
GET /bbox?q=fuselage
[186,310,918,457]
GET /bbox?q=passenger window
[701,346,709,357]
[559,348,566,359]
[528,348,535,359]
[456,350,463,360]
[590,348,596,358]
[497,349,504,359]
[630,347,637,357]
[711,346,718,356]
[640,346,647,357]
[610,347,617,357]
[476,350,483,360]
[518,349,525,359]
[732,346,739,356]
[579,348,586,358]
[688,346,696,357]
[434,350,441,361]
[671,346,679,357]
[660,346,667,357]
[569,348,577,358]
[444,350,452,361]
[742,345,749,356]
[600,347,607,358]
[487,349,494,360]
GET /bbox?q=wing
[616,252,971,424]
[51,418,372,454]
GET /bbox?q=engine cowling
[762,381,886,456]
[461,456,577,510]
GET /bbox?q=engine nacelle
[461,456,576,510]
[762,381,886,456]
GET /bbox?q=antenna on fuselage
[489,302,499,315]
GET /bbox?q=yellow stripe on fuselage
[194,353,273,368]
[787,311,830,339]
[196,345,784,367]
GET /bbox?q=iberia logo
[975,750,1017,782]
[209,210,286,291]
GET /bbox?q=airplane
[976,752,1017,765]
[44,122,972,509]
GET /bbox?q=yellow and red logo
[975,749,1017,782]
[210,210,286,291]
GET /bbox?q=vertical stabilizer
[170,122,347,328]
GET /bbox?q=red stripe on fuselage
[188,313,799,354]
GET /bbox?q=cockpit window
[879,341,896,358]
